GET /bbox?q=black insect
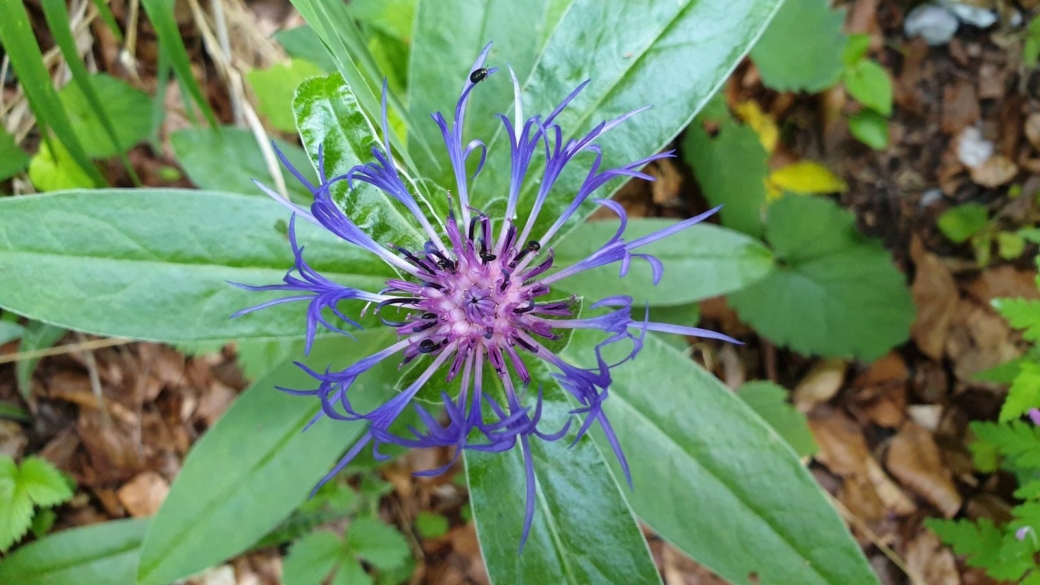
[469,68,489,84]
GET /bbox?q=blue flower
[236,43,737,548]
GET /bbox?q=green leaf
[0,127,30,180]
[843,59,893,116]
[737,381,818,457]
[728,196,915,360]
[0,518,149,585]
[1001,362,1040,422]
[16,322,66,400]
[999,231,1028,260]
[468,0,783,239]
[414,511,449,539]
[235,339,306,381]
[937,203,989,244]
[684,115,770,237]
[283,531,347,585]
[331,558,372,585]
[0,189,392,343]
[18,457,73,508]
[0,0,105,186]
[562,332,876,585]
[465,382,661,585]
[275,27,337,73]
[288,0,430,173]
[245,60,326,132]
[1026,15,1040,67]
[407,0,550,182]
[751,0,847,93]
[28,141,95,192]
[293,74,425,248]
[140,0,217,126]
[848,110,889,150]
[48,32,147,170]
[994,298,1040,341]
[971,420,1040,472]
[171,127,316,201]
[0,457,33,552]
[29,508,56,538]
[137,332,397,584]
[927,518,1005,572]
[345,517,410,571]
[553,219,775,306]
[0,321,25,345]
[842,34,871,67]
[349,0,416,41]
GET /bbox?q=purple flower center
[382,208,565,386]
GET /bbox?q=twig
[209,0,243,125]
[74,332,112,427]
[121,0,142,81]
[0,337,133,365]
[187,0,289,199]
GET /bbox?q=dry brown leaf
[77,412,144,485]
[905,529,960,585]
[942,83,980,135]
[808,411,869,476]
[793,359,847,412]
[648,159,683,208]
[856,386,907,428]
[865,458,917,516]
[968,154,1017,187]
[840,474,887,522]
[117,471,170,517]
[852,352,910,388]
[194,382,236,426]
[886,423,962,517]
[1026,113,1040,150]
[945,299,1021,383]
[966,266,1040,304]
[0,419,27,459]
[909,237,959,360]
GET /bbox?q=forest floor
[1,1,1037,583]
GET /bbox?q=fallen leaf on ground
[910,237,959,360]
[945,299,1021,383]
[866,458,917,516]
[809,411,869,476]
[117,470,170,517]
[942,82,980,135]
[905,529,960,585]
[966,266,1040,304]
[886,423,962,517]
[968,154,1017,187]
[648,159,684,208]
[793,359,848,412]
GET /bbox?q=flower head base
[237,42,738,549]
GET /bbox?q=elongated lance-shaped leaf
[407,0,553,183]
[40,0,141,185]
[137,333,397,585]
[140,0,217,127]
[465,381,661,585]
[288,0,437,178]
[89,0,123,40]
[0,518,149,585]
[0,189,392,343]
[472,0,784,242]
[563,332,878,585]
[0,0,106,187]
